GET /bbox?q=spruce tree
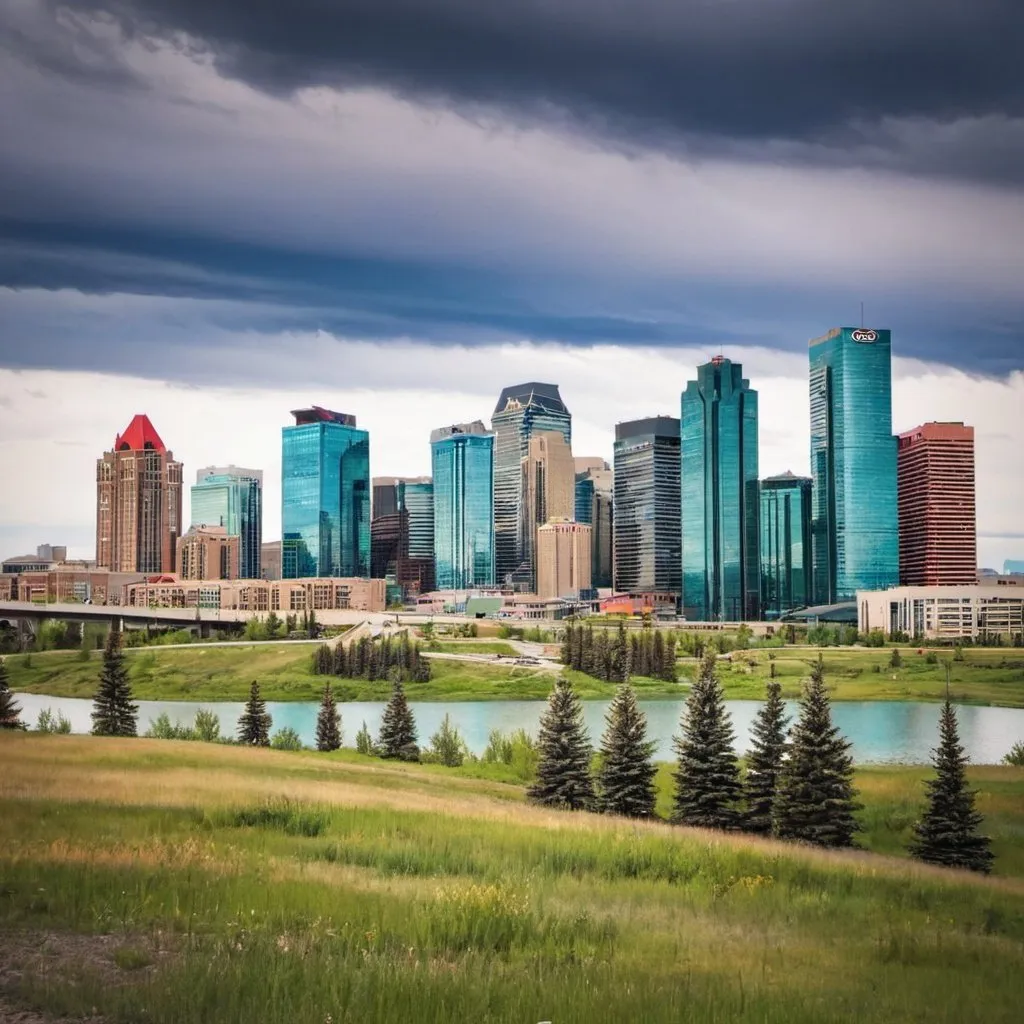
[909,701,993,873]
[378,681,418,760]
[315,683,342,752]
[610,621,631,683]
[0,657,23,730]
[91,630,138,737]
[773,657,860,847]
[597,683,657,818]
[527,678,595,810]
[237,680,271,746]
[671,650,742,829]
[744,680,790,834]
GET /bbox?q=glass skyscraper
[809,327,898,603]
[370,476,435,596]
[192,466,263,579]
[491,383,571,589]
[574,458,613,589]
[613,417,681,595]
[760,472,812,619]
[680,357,760,621]
[431,422,495,589]
[281,407,370,578]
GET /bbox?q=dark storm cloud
[39,0,1024,183]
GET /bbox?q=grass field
[1,734,1022,1024]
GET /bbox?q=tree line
[560,621,677,683]
[311,634,431,683]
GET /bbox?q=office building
[897,423,976,586]
[281,407,370,578]
[491,383,572,588]
[177,525,240,581]
[810,327,898,603]
[261,541,282,580]
[370,476,435,597]
[1005,560,1024,575]
[574,458,613,588]
[858,585,1024,642]
[613,417,680,595]
[681,357,760,621]
[192,466,263,579]
[520,431,575,591]
[431,422,495,590]
[96,414,183,573]
[536,519,592,599]
[35,544,67,563]
[760,472,812,618]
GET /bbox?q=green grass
[1,735,1023,1024]
[428,641,519,655]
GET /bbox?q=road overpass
[0,600,256,634]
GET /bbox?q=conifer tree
[610,621,631,683]
[237,680,271,746]
[671,650,742,829]
[597,683,656,818]
[773,656,860,847]
[315,683,342,752]
[744,680,790,834]
[0,657,23,730]
[663,634,677,681]
[652,630,665,680]
[560,621,574,666]
[378,681,418,760]
[91,630,138,737]
[527,678,595,810]
[909,701,993,873]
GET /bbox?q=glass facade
[191,467,263,579]
[809,327,898,602]
[491,383,571,588]
[431,422,495,589]
[680,358,760,621]
[281,409,370,578]
[613,418,681,595]
[760,472,812,618]
[575,466,613,588]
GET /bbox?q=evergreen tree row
[311,634,431,683]
[560,621,677,683]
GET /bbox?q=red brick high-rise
[897,422,976,586]
[96,415,183,573]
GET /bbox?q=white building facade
[857,585,1024,641]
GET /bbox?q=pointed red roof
[115,414,167,452]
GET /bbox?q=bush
[426,713,468,767]
[1003,741,1024,767]
[482,728,539,781]
[270,726,304,751]
[145,712,197,740]
[225,800,328,836]
[193,708,221,743]
[355,720,375,756]
[35,708,72,734]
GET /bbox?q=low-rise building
[15,568,140,605]
[177,525,240,581]
[857,585,1024,641]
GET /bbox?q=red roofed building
[96,415,183,573]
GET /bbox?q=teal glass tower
[809,327,898,603]
[282,407,370,578]
[191,466,263,579]
[681,357,760,621]
[431,422,495,589]
[760,472,812,618]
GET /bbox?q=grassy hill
[1,734,1022,1023]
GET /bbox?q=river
[13,692,1024,764]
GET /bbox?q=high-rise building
[177,525,240,581]
[537,519,592,599]
[760,472,812,619]
[281,407,370,578]
[261,541,282,580]
[192,466,263,579]
[574,458,613,588]
[520,431,575,591]
[370,476,435,597]
[897,422,976,586]
[431,422,494,589]
[810,327,898,603]
[613,417,680,595]
[681,357,760,622]
[96,414,182,573]
[491,383,572,588]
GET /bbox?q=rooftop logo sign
[851,329,878,342]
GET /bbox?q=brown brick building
[177,526,240,580]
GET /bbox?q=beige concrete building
[536,519,592,599]
[13,567,140,605]
[177,525,240,581]
[521,431,575,590]
[858,585,1024,641]
[261,541,282,580]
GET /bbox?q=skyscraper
[491,383,571,588]
[520,431,575,591]
[897,422,977,586]
[536,519,592,599]
[192,466,263,579]
[760,472,812,619]
[281,407,370,578]
[680,357,760,622]
[613,417,680,595]
[370,476,435,596]
[574,457,613,588]
[96,414,182,573]
[431,422,494,590]
[809,327,898,603]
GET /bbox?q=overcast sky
[1,1,1022,568]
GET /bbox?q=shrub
[482,728,538,781]
[1003,741,1024,767]
[35,708,72,734]
[355,720,375,756]
[193,708,221,743]
[426,713,467,767]
[270,726,304,751]
[144,712,197,740]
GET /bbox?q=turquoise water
[14,692,1024,764]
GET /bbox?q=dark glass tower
[490,383,571,588]
[680,357,760,621]
[613,417,681,594]
[281,407,370,578]
[760,471,812,618]
[809,327,898,603]
[370,477,435,596]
